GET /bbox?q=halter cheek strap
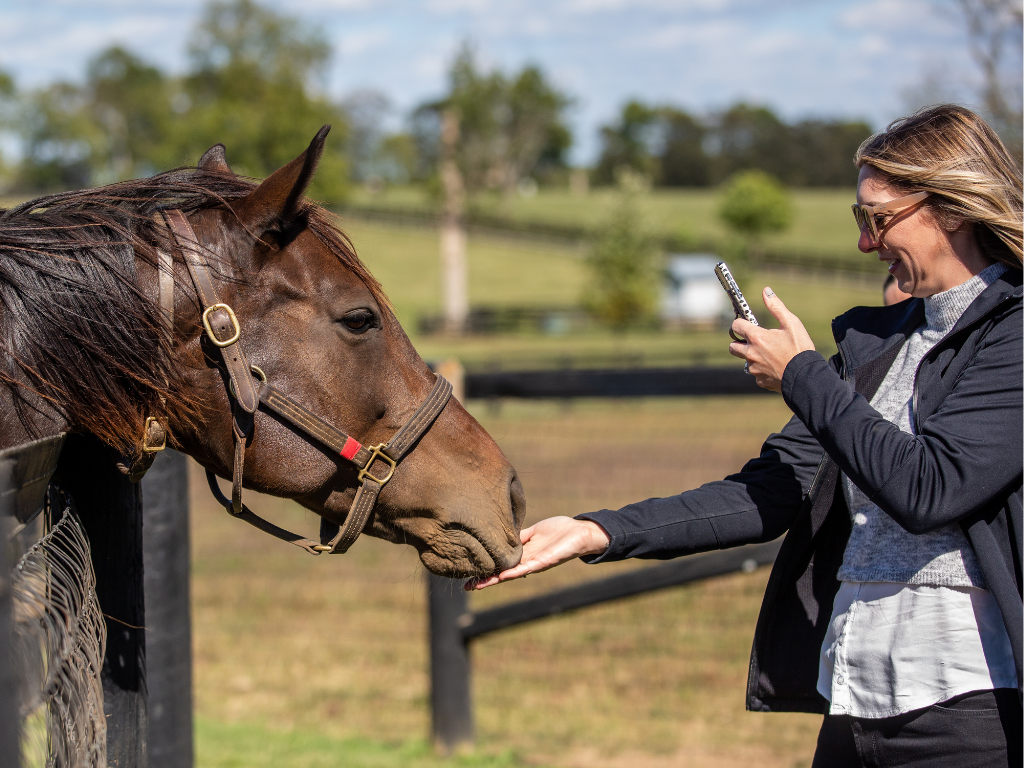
[150,209,452,555]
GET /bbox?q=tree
[500,66,573,197]
[414,45,573,333]
[958,0,1023,159]
[583,194,660,329]
[594,101,869,188]
[718,170,793,259]
[708,104,793,184]
[657,108,710,186]
[17,81,103,191]
[180,0,348,201]
[341,89,391,183]
[592,100,660,185]
[0,70,16,189]
[86,47,175,181]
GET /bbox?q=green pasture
[343,218,885,367]
[196,719,529,768]
[346,185,865,263]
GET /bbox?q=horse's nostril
[509,471,526,531]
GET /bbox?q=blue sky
[0,0,981,162]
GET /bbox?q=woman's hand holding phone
[729,287,815,393]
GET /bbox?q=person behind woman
[882,272,912,305]
[472,105,1022,767]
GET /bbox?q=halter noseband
[138,208,452,555]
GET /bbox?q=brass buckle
[202,303,241,347]
[357,444,397,487]
[142,416,167,453]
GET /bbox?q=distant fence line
[340,203,883,281]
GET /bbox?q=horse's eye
[339,309,376,334]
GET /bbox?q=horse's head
[165,128,524,577]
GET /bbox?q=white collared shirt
[818,582,1016,718]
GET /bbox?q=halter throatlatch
[152,208,452,555]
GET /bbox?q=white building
[662,254,731,327]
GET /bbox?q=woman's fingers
[762,287,792,327]
[467,517,609,590]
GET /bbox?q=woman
[473,105,1022,766]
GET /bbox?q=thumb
[762,287,792,327]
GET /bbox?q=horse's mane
[0,169,388,453]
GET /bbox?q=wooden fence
[0,436,193,768]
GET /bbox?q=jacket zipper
[910,295,1012,433]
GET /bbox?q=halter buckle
[358,444,397,487]
[202,303,241,347]
[141,416,167,453]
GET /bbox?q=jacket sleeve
[577,398,825,563]
[781,313,1023,535]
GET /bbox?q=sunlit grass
[190,396,821,768]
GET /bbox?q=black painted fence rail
[462,539,783,641]
[464,364,772,399]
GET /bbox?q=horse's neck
[0,378,68,452]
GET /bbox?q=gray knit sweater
[838,262,1009,587]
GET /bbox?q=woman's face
[856,166,972,298]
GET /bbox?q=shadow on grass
[196,718,537,768]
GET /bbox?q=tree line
[0,0,882,200]
[0,0,1018,202]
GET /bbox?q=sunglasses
[851,191,930,242]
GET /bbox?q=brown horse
[0,126,524,577]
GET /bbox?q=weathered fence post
[55,433,147,767]
[142,450,193,768]
[428,574,473,752]
[0,459,19,768]
[428,359,474,750]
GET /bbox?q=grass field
[342,218,885,367]
[192,396,822,768]
[346,185,864,263]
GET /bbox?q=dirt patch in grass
[191,395,821,767]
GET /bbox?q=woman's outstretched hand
[466,516,611,590]
[729,287,815,393]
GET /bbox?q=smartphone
[714,261,758,341]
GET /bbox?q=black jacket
[580,268,1023,713]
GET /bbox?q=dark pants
[811,689,1022,768]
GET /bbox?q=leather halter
[147,208,452,555]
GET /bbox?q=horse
[0,126,525,578]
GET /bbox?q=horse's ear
[198,144,232,173]
[233,125,330,232]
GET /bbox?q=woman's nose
[858,228,879,253]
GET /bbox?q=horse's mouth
[418,527,523,579]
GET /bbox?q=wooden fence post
[142,450,193,768]
[428,573,473,752]
[55,434,147,768]
[0,459,19,768]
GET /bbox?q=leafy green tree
[413,45,573,332]
[87,47,175,181]
[0,70,16,188]
[592,100,660,185]
[583,196,660,329]
[178,0,348,201]
[718,170,793,259]
[17,81,104,190]
[657,107,710,186]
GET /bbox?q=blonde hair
[855,105,1023,269]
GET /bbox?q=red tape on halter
[340,436,362,461]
